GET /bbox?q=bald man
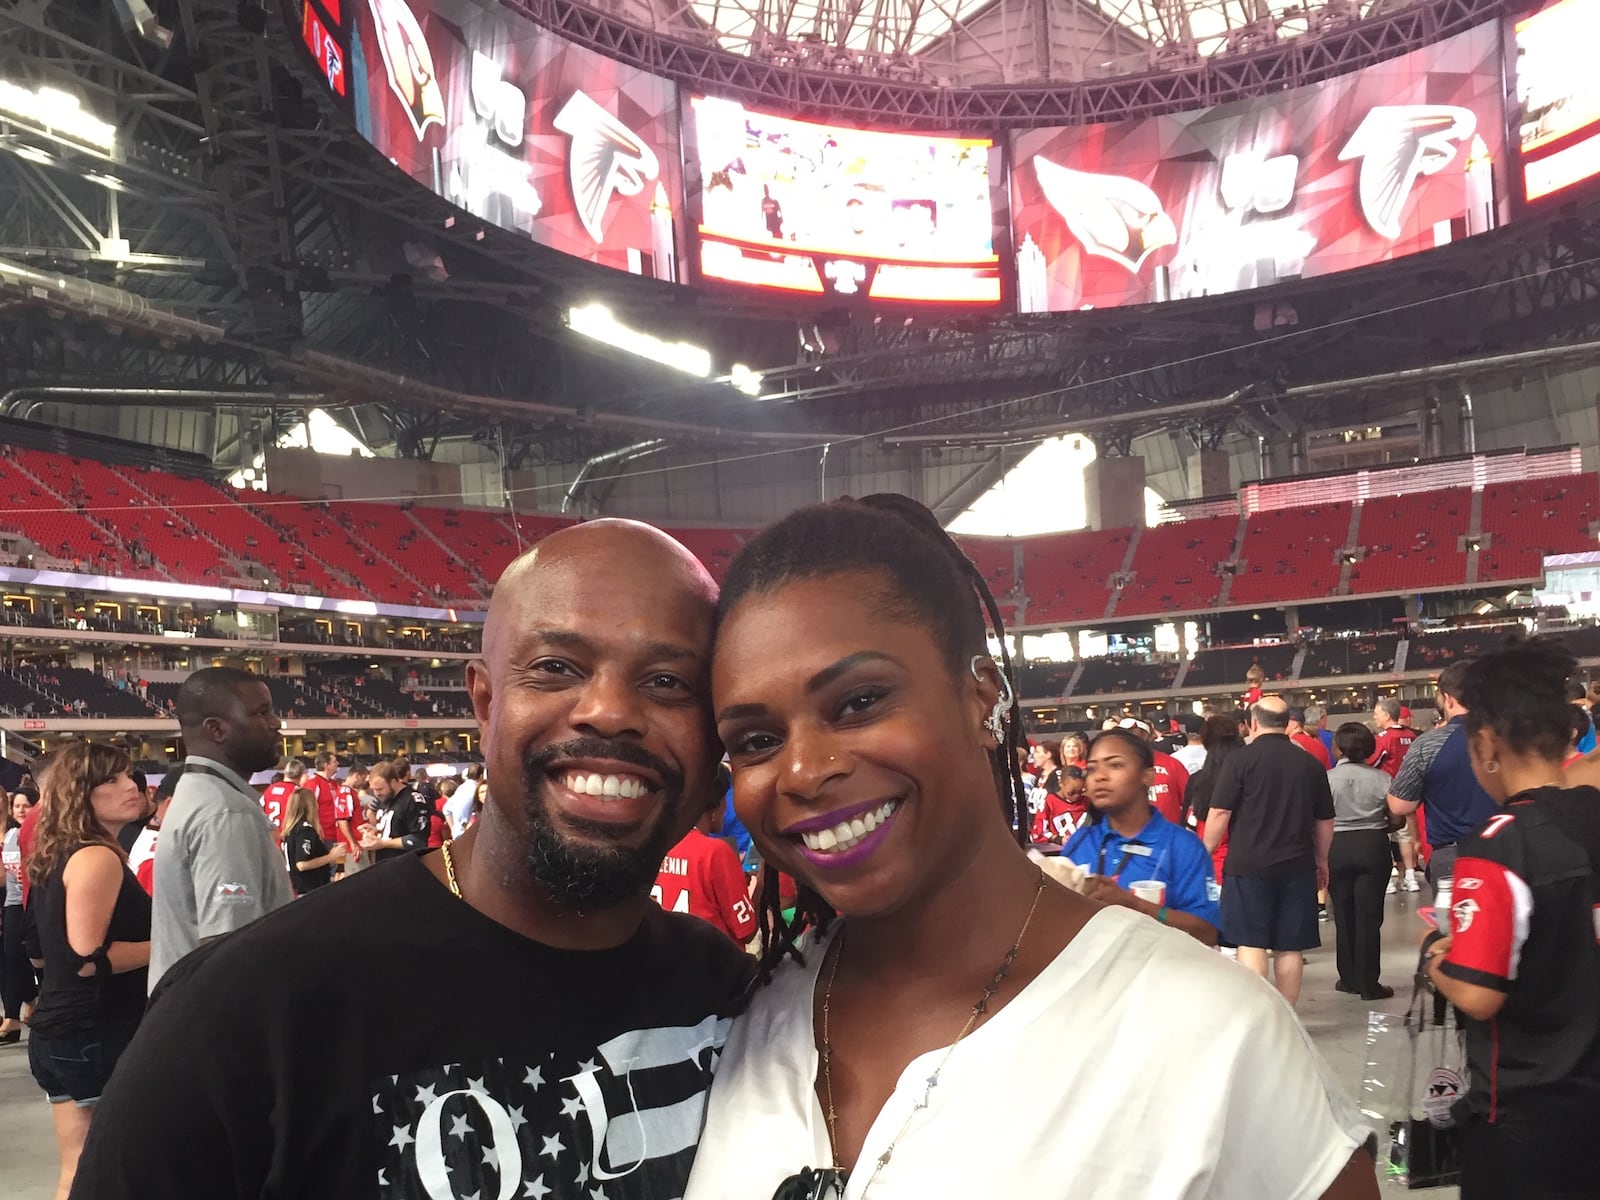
[73,521,754,1200]
[1203,696,1336,1006]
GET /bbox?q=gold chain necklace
[440,840,463,899]
[819,869,1048,1196]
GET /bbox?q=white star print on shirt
[506,1104,528,1132]
[523,1066,544,1090]
[559,1094,583,1119]
[448,1113,473,1141]
[414,1083,439,1105]
[539,1133,564,1162]
[522,1177,550,1200]
[388,1124,415,1151]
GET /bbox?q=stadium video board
[334,0,683,278]
[685,96,1005,305]
[1009,23,1507,313]
[1513,0,1600,203]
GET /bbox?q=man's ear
[465,659,492,731]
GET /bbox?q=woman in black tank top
[24,742,151,1200]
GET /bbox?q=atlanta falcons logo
[553,91,659,245]
[1337,105,1478,240]
[367,0,446,141]
[1033,156,1177,274]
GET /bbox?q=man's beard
[521,737,686,911]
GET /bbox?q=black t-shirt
[284,819,332,895]
[1208,733,1335,878]
[1439,786,1600,1119]
[70,852,753,1200]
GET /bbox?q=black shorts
[1221,871,1321,952]
[28,1020,139,1107]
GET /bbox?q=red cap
[1400,706,1413,722]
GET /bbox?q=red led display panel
[1009,23,1506,313]
[301,2,347,97]
[687,96,1004,305]
[343,0,683,277]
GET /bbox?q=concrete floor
[0,886,1455,1198]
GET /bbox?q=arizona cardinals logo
[1033,156,1177,274]
[367,0,445,142]
[553,91,659,245]
[1338,105,1477,240]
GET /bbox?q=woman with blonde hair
[24,741,150,1200]
[282,786,345,896]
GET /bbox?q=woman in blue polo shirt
[1063,728,1222,945]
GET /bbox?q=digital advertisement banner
[1009,23,1507,313]
[1513,0,1600,203]
[337,0,682,277]
[686,96,1005,304]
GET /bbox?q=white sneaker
[1386,875,1397,895]
[1401,871,1421,892]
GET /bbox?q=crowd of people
[0,506,1593,1200]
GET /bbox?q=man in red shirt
[1117,717,1190,824]
[310,751,359,861]
[333,765,368,867]
[1288,707,1333,769]
[259,760,303,840]
[1370,697,1422,890]
[653,812,756,944]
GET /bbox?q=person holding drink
[1061,727,1221,945]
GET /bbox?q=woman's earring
[1485,760,1500,774]
[971,655,1014,743]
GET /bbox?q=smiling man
[71,521,753,1200]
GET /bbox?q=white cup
[1129,879,1166,905]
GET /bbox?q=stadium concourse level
[0,662,469,723]
[1020,623,1600,707]
[3,445,1596,623]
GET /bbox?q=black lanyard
[1096,836,1139,880]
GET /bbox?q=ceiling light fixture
[0,81,116,150]
[566,302,711,378]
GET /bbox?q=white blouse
[687,907,1373,1200]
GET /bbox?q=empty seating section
[1022,529,1132,624]
[1072,657,1181,696]
[1184,642,1297,688]
[1299,634,1400,679]
[0,440,1596,621]
[1019,662,1075,699]
[407,507,524,584]
[1229,503,1352,605]
[118,468,345,596]
[1406,628,1520,672]
[1348,488,1470,594]
[338,501,480,605]
[1118,517,1235,616]
[0,453,117,568]
[662,527,756,584]
[1478,474,1600,583]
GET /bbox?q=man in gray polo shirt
[150,667,292,990]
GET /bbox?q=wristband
[1156,906,1169,925]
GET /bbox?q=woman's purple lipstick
[791,799,903,871]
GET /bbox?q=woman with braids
[686,495,1377,1200]
[23,741,150,1200]
[1426,636,1600,1200]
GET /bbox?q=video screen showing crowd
[3,513,1597,1200]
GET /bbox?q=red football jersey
[305,773,345,845]
[1031,795,1089,845]
[653,829,757,944]
[1369,726,1417,779]
[1149,752,1190,825]
[259,781,295,837]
